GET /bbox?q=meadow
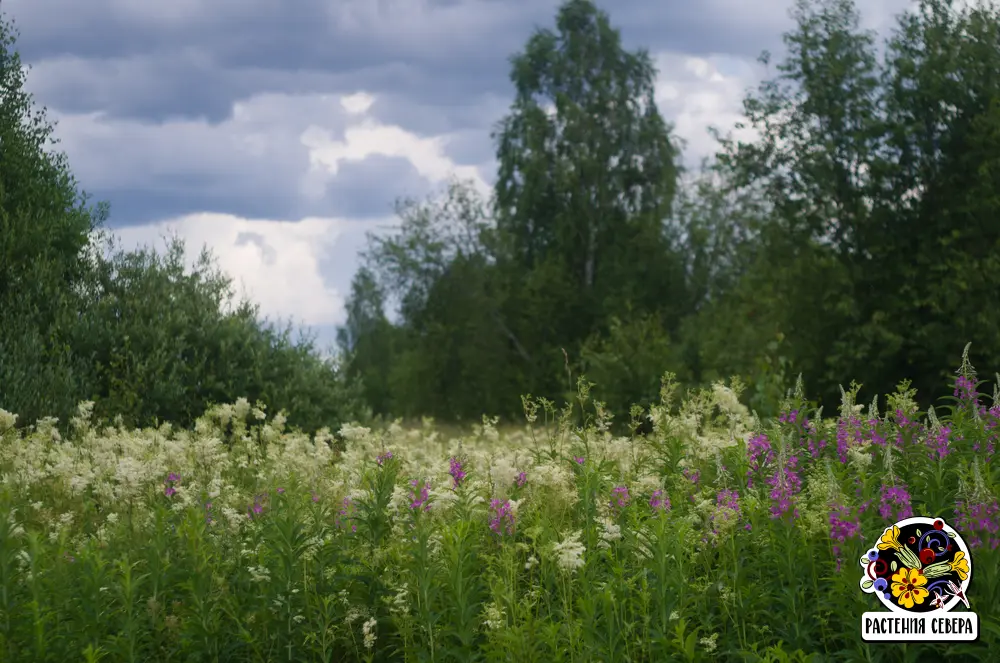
[1,359,998,662]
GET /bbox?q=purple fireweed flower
[893,410,925,449]
[707,489,742,540]
[335,497,357,533]
[836,416,865,463]
[574,456,585,465]
[954,376,979,408]
[830,504,862,572]
[409,479,431,512]
[927,426,953,460]
[649,489,670,513]
[514,471,527,488]
[717,489,739,511]
[610,486,631,513]
[878,484,913,521]
[164,472,181,497]
[779,410,809,427]
[954,499,1000,550]
[766,456,802,520]
[858,498,873,516]
[448,457,466,490]
[277,487,285,494]
[488,499,515,536]
[804,432,828,460]
[683,468,700,485]
[377,451,394,466]
[973,408,998,459]
[746,434,774,488]
[247,493,268,519]
[865,418,887,447]
[311,492,320,503]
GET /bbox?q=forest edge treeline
[3,0,1000,434]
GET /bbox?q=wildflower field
[1,360,999,662]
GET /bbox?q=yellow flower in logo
[949,551,969,581]
[891,567,929,609]
[878,525,902,551]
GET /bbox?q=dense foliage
[0,16,362,434]
[3,1,1000,659]
[0,360,997,661]
[341,0,1000,425]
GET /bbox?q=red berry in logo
[908,536,916,544]
[919,548,936,564]
[933,519,944,530]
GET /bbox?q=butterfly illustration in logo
[945,580,970,610]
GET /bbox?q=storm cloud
[4,0,915,341]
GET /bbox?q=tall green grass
[0,351,997,661]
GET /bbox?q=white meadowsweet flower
[847,444,873,471]
[385,583,409,616]
[483,602,506,630]
[634,474,662,496]
[551,531,586,573]
[389,485,409,512]
[0,409,17,433]
[362,617,377,649]
[712,383,747,419]
[598,517,621,549]
[248,566,271,583]
[233,398,251,422]
[339,425,372,443]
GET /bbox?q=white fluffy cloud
[654,52,762,166]
[93,88,492,330]
[9,0,924,351]
[111,212,361,328]
[98,55,762,334]
[300,116,490,200]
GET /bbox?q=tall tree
[349,179,518,419]
[337,266,397,416]
[492,0,686,401]
[858,0,1000,401]
[713,0,1000,408]
[0,15,108,425]
[0,15,363,432]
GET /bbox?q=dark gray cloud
[1,0,914,331]
[9,0,806,125]
[316,155,438,218]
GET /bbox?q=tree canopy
[341,0,1000,425]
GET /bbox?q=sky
[6,0,916,352]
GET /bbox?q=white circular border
[860,516,973,613]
